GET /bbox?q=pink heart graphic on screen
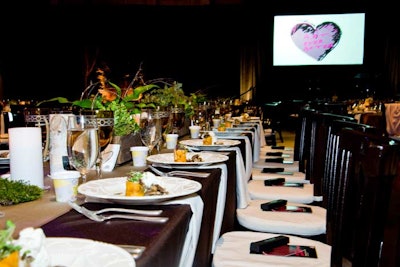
[291,22,341,61]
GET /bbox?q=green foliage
[127,171,144,183]
[0,179,43,206]
[0,220,21,260]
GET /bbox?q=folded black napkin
[264,179,304,188]
[271,146,285,150]
[264,178,285,186]
[260,199,287,211]
[250,235,289,254]
[265,157,284,163]
[266,152,283,156]
[261,167,285,173]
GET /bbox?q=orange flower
[98,88,117,102]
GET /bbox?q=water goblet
[93,110,114,178]
[139,109,162,156]
[170,105,186,134]
[66,114,99,184]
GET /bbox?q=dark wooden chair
[263,101,285,144]
[324,127,400,267]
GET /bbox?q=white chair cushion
[213,231,331,267]
[236,199,326,236]
[247,181,315,204]
[251,168,307,183]
[253,160,300,172]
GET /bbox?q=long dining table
[0,148,245,267]
[0,118,263,267]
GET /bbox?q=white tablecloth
[218,146,250,209]
[197,163,228,253]
[218,135,253,180]
[164,194,204,267]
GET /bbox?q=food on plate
[202,132,213,145]
[126,171,168,197]
[174,146,187,162]
[217,123,226,132]
[242,113,250,121]
[186,154,203,162]
[224,121,232,128]
[0,221,21,267]
[0,221,50,267]
[0,152,9,159]
[126,172,145,196]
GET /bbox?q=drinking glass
[94,110,114,178]
[139,109,162,156]
[170,105,186,134]
[66,114,99,184]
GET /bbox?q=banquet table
[0,161,223,267]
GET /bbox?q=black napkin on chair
[266,152,283,156]
[265,157,284,163]
[264,178,285,186]
[261,167,285,173]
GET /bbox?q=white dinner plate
[0,150,9,165]
[78,176,202,204]
[45,237,135,267]
[211,130,242,137]
[147,152,229,167]
[179,139,241,150]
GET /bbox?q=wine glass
[170,104,186,134]
[94,110,114,178]
[139,109,162,156]
[66,114,99,184]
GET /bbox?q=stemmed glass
[94,110,114,178]
[139,109,162,156]
[170,104,186,134]
[66,114,99,184]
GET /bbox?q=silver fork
[69,202,168,223]
[148,165,210,178]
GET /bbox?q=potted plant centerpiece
[39,67,159,164]
[141,81,207,137]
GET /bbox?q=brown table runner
[41,202,191,267]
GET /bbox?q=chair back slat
[306,112,357,197]
[328,128,400,267]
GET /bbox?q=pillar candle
[9,127,44,188]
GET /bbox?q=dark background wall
[0,1,393,103]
